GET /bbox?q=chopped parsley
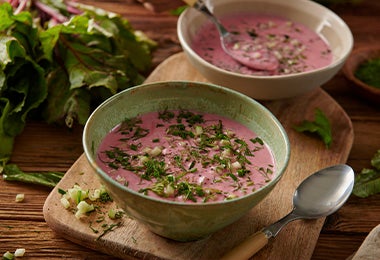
[100,109,274,202]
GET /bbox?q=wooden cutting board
[43,52,354,260]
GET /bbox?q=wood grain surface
[0,1,379,259]
[43,53,354,260]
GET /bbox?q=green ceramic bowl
[83,81,290,241]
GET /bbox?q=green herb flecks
[142,159,167,180]
[104,147,132,170]
[177,181,205,202]
[119,117,149,141]
[293,108,332,148]
[167,124,195,139]
[355,57,380,89]
[95,222,122,241]
[177,110,205,126]
[158,109,175,121]
[353,150,380,198]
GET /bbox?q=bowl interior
[83,81,290,202]
[179,0,353,70]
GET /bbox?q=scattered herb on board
[293,108,332,148]
[59,184,125,240]
[354,57,380,89]
[0,0,156,165]
[353,150,380,198]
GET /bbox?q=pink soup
[192,13,333,76]
[97,110,275,203]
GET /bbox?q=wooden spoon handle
[220,231,269,260]
[181,0,198,7]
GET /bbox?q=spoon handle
[181,0,197,7]
[219,231,269,260]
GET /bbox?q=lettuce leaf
[0,6,47,164]
[0,1,155,163]
[40,6,154,126]
[353,150,380,198]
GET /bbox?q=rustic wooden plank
[323,195,380,233]
[0,0,379,259]
[11,122,83,172]
[312,233,366,260]
[0,220,113,259]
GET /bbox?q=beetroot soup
[192,13,333,76]
[96,110,275,203]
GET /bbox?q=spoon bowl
[293,165,354,218]
[182,0,278,71]
[221,164,355,260]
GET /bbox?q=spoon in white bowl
[220,164,355,260]
[182,0,279,71]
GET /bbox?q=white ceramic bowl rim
[177,0,354,79]
[83,81,291,207]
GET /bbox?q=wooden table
[1,0,379,259]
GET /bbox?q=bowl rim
[83,80,291,206]
[177,0,354,80]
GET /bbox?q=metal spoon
[220,164,355,260]
[182,0,279,71]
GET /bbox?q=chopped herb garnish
[99,192,113,203]
[167,124,195,139]
[99,109,274,203]
[130,144,139,151]
[119,117,149,141]
[247,29,258,38]
[142,159,167,180]
[177,109,205,125]
[250,137,264,145]
[96,222,121,241]
[228,173,238,182]
[159,109,175,121]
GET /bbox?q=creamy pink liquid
[192,13,333,76]
[97,110,275,203]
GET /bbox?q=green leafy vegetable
[0,0,156,164]
[169,5,187,16]
[0,5,47,165]
[354,58,380,89]
[293,108,332,148]
[353,150,380,198]
[2,164,65,187]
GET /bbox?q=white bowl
[177,0,353,100]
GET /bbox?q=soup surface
[97,110,275,203]
[191,13,333,76]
